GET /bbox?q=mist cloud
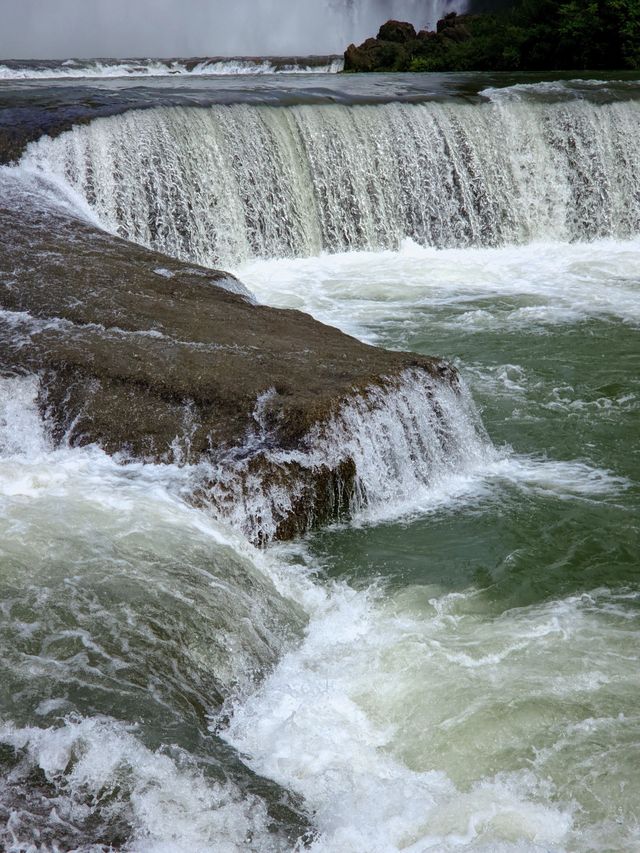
[0,1,460,59]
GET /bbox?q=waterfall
[343,0,465,35]
[0,164,494,547]
[22,94,640,268]
[203,369,495,543]
[2,1,466,58]
[0,57,346,80]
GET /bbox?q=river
[0,68,638,852]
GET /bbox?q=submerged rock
[0,180,455,543]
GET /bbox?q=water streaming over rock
[206,368,495,542]
[21,94,640,267]
[0,375,314,850]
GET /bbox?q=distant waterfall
[344,0,466,35]
[2,0,468,59]
[22,95,640,267]
[0,57,346,80]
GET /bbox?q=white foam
[221,582,605,851]
[0,716,287,853]
[481,78,640,103]
[236,238,640,335]
[220,576,640,852]
[489,456,631,499]
[0,379,636,851]
[0,58,344,80]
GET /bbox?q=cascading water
[0,57,346,80]
[0,375,314,851]
[206,369,496,543]
[21,93,640,268]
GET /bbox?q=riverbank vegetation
[344,0,640,72]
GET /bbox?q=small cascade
[21,95,640,267]
[0,372,306,708]
[0,57,345,80]
[0,373,309,850]
[0,167,493,549]
[0,375,49,458]
[205,369,495,543]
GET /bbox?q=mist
[0,0,463,59]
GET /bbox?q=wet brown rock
[0,188,453,542]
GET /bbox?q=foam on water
[0,376,307,850]
[480,78,640,103]
[0,378,307,706]
[0,57,344,80]
[0,716,289,853]
[221,575,640,851]
[0,356,636,851]
[236,238,640,338]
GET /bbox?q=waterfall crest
[22,95,640,267]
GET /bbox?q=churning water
[1,75,639,851]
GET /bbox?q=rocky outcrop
[344,13,476,72]
[377,20,417,43]
[0,180,454,543]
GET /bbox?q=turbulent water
[1,73,639,851]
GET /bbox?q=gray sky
[0,1,456,59]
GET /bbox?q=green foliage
[376,0,640,72]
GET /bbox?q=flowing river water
[0,70,639,852]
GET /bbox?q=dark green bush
[390,0,640,71]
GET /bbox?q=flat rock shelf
[0,185,454,543]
